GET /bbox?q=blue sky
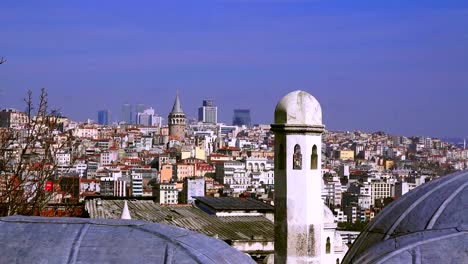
[0,1,467,138]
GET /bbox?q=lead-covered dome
[274,90,322,125]
[0,216,255,264]
[343,171,468,264]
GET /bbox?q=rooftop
[194,197,274,211]
[85,199,274,243]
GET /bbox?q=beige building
[0,109,29,128]
[176,164,195,181]
[335,149,355,161]
[194,146,206,161]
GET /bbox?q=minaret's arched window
[311,145,318,170]
[336,258,340,264]
[278,144,285,170]
[326,237,331,254]
[293,144,302,170]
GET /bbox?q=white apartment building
[131,173,143,197]
[246,158,274,186]
[74,127,99,139]
[154,183,178,205]
[56,152,71,166]
[215,161,248,193]
[74,161,87,178]
[100,150,118,165]
[324,179,342,208]
[215,158,276,194]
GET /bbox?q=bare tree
[0,57,5,64]
[0,88,71,216]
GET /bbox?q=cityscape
[1,89,467,262]
[1,1,467,264]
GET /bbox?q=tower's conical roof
[171,90,184,113]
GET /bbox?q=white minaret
[271,90,325,263]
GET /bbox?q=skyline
[1,1,467,138]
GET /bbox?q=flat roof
[194,197,274,211]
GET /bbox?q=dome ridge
[426,180,468,229]
[382,173,464,240]
[343,171,468,264]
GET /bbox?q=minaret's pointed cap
[121,200,131,220]
[171,90,183,113]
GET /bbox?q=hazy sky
[1,1,467,138]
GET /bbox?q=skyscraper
[135,104,146,113]
[98,110,110,125]
[136,107,163,127]
[198,99,218,124]
[135,103,146,121]
[121,103,132,124]
[232,109,251,126]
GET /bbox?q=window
[311,145,318,170]
[336,258,340,264]
[293,144,302,170]
[326,237,331,254]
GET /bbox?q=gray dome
[0,216,254,264]
[274,90,322,125]
[343,171,468,264]
[324,204,336,226]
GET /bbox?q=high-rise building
[136,107,162,127]
[135,103,146,121]
[232,109,251,126]
[135,104,146,113]
[121,103,132,124]
[168,91,186,140]
[97,110,110,125]
[198,99,217,124]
